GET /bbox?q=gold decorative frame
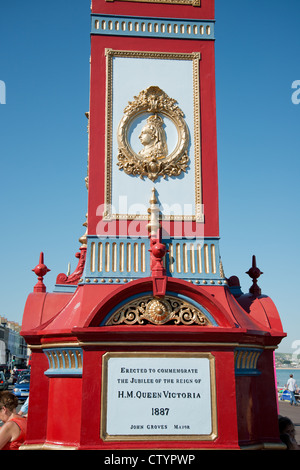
[106,0,200,6]
[105,295,212,326]
[117,86,190,182]
[104,49,203,221]
[101,352,217,441]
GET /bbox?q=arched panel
[102,293,218,326]
[82,278,237,328]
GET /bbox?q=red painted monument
[21,0,286,450]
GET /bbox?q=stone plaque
[101,352,217,441]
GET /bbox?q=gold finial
[149,187,157,205]
[147,188,160,237]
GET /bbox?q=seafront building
[275,353,300,369]
[0,316,29,368]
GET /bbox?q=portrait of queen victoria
[138,114,168,160]
[117,85,189,181]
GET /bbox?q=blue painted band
[53,284,77,293]
[44,348,83,377]
[234,348,262,376]
[91,14,215,40]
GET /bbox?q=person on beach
[0,391,27,450]
[286,374,299,406]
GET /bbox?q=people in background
[18,396,29,417]
[286,374,299,406]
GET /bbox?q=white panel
[110,56,196,219]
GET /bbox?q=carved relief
[117,86,190,182]
[105,295,211,326]
[138,114,168,160]
[104,49,202,221]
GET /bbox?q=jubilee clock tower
[85,0,221,288]
[21,0,286,451]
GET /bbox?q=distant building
[0,316,29,367]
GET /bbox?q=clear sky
[0,0,299,353]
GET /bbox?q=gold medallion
[117,86,190,181]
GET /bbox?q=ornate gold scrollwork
[117,86,190,182]
[105,295,211,326]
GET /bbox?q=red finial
[147,187,168,296]
[32,252,50,293]
[246,255,263,297]
[149,239,167,297]
[149,239,167,277]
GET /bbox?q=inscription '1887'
[152,408,169,415]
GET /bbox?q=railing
[82,236,226,285]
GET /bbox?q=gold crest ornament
[105,295,210,326]
[117,86,190,182]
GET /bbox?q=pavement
[278,399,300,442]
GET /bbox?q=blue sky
[0,0,299,353]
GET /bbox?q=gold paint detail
[104,49,202,222]
[90,240,148,275]
[116,85,189,182]
[18,441,286,451]
[166,241,216,275]
[234,349,262,372]
[100,352,217,442]
[45,351,53,369]
[147,187,161,237]
[106,0,200,6]
[43,348,83,373]
[105,295,211,326]
[19,443,78,450]
[29,341,277,350]
[219,259,225,278]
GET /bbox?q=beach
[276,369,300,388]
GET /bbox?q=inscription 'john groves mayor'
[117,390,201,399]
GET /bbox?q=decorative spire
[246,255,263,297]
[32,252,50,293]
[147,188,167,297]
[147,187,161,238]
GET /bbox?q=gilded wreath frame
[117,86,190,182]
